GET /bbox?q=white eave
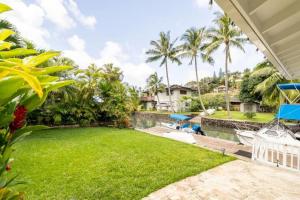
[215,0,300,80]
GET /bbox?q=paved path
[143,160,300,200]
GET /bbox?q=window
[180,90,187,95]
[166,90,173,96]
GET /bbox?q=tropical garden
[0,2,236,199]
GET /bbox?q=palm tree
[206,12,247,118]
[181,27,214,114]
[251,60,291,107]
[146,31,181,112]
[146,72,165,110]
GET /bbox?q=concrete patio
[143,160,300,200]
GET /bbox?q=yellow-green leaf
[0,41,12,50]
[23,51,60,68]
[0,48,37,58]
[0,3,12,14]
[0,29,15,41]
[0,66,43,98]
[33,65,73,75]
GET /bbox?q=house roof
[168,85,196,91]
[215,0,300,80]
[230,96,241,103]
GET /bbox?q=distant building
[141,85,195,112]
[213,85,226,93]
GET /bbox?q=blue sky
[0,0,264,87]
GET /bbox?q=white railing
[252,136,300,171]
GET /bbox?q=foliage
[239,72,263,103]
[0,3,73,198]
[12,127,234,199]
[244,112,256,119]
[28,63,139,128]
[184,93,225,112]
[239,60,298,109]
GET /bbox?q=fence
[252,136,300,171]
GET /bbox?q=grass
[210,111,275,123]
[12,127,234,200]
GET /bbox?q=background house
[156,85,195,112]
[141,85,195,112]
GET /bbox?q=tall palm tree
[146,72,165,110]
[146,31,181,112]
[181,27,214,114]
[206,12,246,118]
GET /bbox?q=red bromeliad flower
[9,105,27,133]
[5,164,11,171]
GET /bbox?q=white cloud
[63,36,154,86]
[0,0,50,48]
[66,0,97,29]
[37,0,76,30]
[195,0,209,9]
[67,34,86,51]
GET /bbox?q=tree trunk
[194,56,207,115]
[224,44,231,118]
[156,91,161,111]
[165,60,174,112]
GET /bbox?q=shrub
[244,112,256,119]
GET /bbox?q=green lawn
[210,111,275,123]
[12,127,234,200]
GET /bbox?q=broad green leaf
[0,88,29,107]
[21,91,48,111]
[0,29,15,41]
[45,80,74,92]
[0,66,43,98]
[23,51,60,67]
[0,102,16,127]
[33,65,73,75]
[38,75,59,83]
[0,48,37,58]
[0,41,12,50]
[0,3,12,14]
[0,76,24,103]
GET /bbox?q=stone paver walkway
[143,160,300,200]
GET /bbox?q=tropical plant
[180,27,214,114]
[0,3,73,198]
[146,31,181,112]
[146,72,165,110]
[206,12,247,118]
[250,60,291,107]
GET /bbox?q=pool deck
[137,126,252,160]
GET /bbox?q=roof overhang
[215,0,300,80]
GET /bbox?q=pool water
[131,115,239,142]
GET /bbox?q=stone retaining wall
[133,112,197,123]
[134,112,300,132]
